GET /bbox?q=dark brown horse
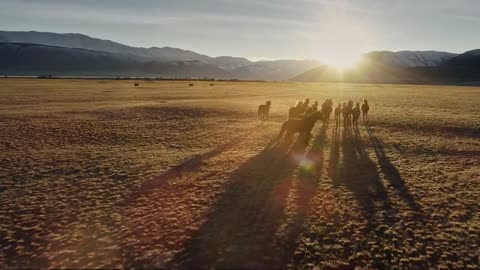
[352,102,361,125]
[321,99,334,126]
[277,111,326,145]
[334,103,342,123]
[341,102,348,126]
[302,98,310,112]
[288,101,304,119]
[345,99,354,126]
[361,99,370,123]
[258,101,271,123]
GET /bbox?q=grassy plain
[0,79,479,269]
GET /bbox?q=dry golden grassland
[0,79,479,269]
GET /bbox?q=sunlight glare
[311,9,372,71]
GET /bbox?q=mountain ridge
[1,30,478,83]
[292,50,480,84]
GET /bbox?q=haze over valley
[1,30,479,84]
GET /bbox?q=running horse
[288,101,304,119]
[277,111,326,145]
[258,101,272,123]
[361,99,370,123]
[321,99,334,126]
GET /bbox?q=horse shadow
[168,121,329,269]
[127,125,262,198]
[278,124,328,264]
[329,119,394,227]
[169,140,304,269]
[328,115,342,186]
[329,118,422,228]
[364,124,422,214]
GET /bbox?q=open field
[0,79,479,269]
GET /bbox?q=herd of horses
[257,98,370,145]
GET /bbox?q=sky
[1,0,480,65]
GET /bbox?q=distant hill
[0,43,232,78]
[1,30,479,83]
[209,56,253,70]
[292,62,427,84]
[445,49,480,68]
[0,30,211,62]
[409,49,480,83]
[364,50,457,67]
[0,30,322,80]
[230,60,321,81]
[292,50,480,84]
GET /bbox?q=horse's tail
[277,121,288,140]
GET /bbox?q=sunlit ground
[0,79,479,269]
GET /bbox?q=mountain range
[0,30,479,83]
[292,50,480,84]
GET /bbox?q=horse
[305,101,319,115]
[288,101,304,119]
[345,100,354,126]
[321,99,334,126]
[334,103,342,122]
[302,99,310,113]
[361,99,370,123]
[210,83,214,86]
[277,111,326,145]
[352,102,361,125]
[258,101,271,123]
[341,102,349,126]
[134,83,139,87]
[189,83,194,87]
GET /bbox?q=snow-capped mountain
[1,30,478,83]
[0,31,212,62]
[363,51,458,67]
[0,30,322,80]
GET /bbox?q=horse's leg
[304,131,311,145]
[285,131,293,145]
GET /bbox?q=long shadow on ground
[169,142,299,268]
[347,123,394,227]
[365,124,422,213]
[123,126,261,205]
[325,119,425,267]
[330,120,395,229]
[168,122,333,269]
[278,124,329,265]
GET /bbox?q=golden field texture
[0,79,479,269]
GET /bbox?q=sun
[311,13,371,71]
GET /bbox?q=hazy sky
[1,0,480,64]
